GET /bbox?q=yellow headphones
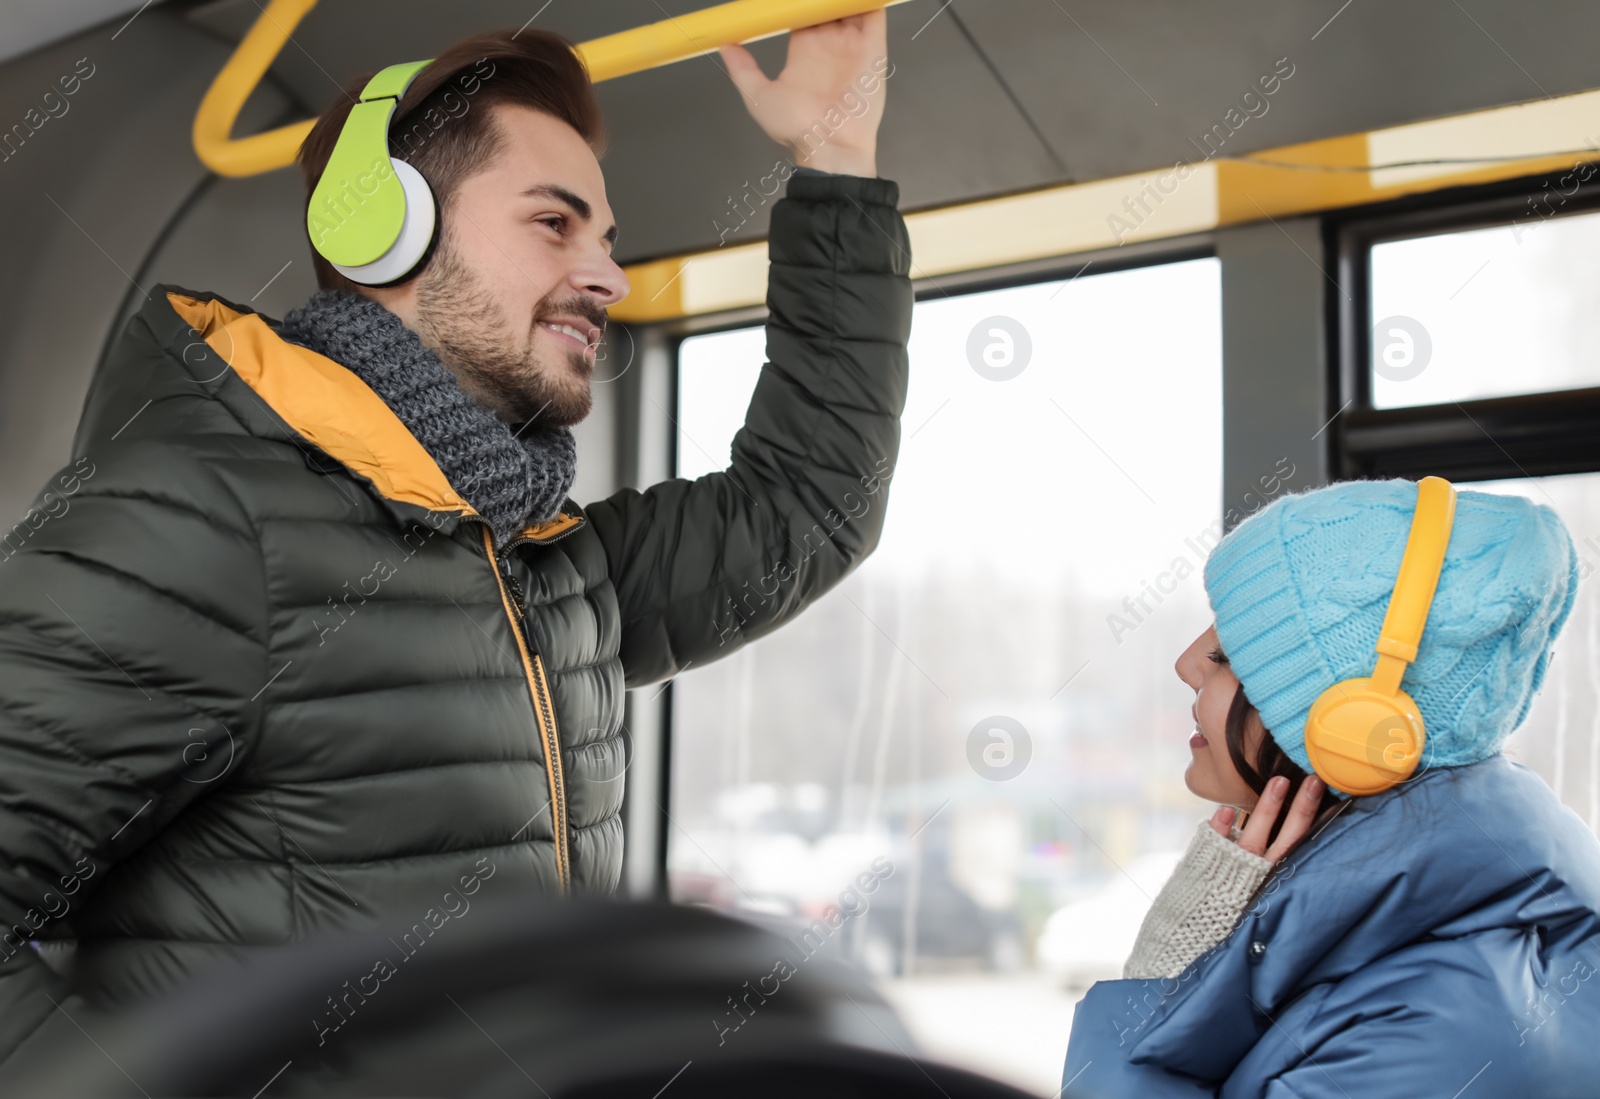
[1303,475,1457,796]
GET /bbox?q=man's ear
[361,276,420,331]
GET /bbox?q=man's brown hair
[296,28,607,292]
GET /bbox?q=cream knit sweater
[1122,818,1276,980]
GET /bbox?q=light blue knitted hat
[1203,477,1580,793]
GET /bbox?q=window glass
[1466,471,1600,833]
[677,326,765,480]
[1369,208,1600,409]
[671,258,1223,1094]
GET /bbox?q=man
[0,11,909,1066]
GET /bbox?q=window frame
[1327,168,1600,482]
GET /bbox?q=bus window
[1370,208,1600,409]
[670,256,1222,1093]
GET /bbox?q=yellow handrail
[193,0,904,178]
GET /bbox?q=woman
[1063,477,1600,1098]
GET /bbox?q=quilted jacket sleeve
[0,442,265,1073]
[586,171,913,687]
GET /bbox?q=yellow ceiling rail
[193,0,905,177]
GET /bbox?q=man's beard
[410,234,600,429]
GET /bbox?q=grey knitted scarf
[275,289,577,547]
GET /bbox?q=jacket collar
[165,289,582,545]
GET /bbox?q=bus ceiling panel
[592,5,1064,263]
[183,0,1062,264]
[0,0,154,67]
[953,0,1600,186]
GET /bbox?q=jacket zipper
[474,520,570,894]
[500,517,585,554]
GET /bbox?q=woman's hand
[1210,774,1325,862]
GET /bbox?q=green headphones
[306,59,439,286]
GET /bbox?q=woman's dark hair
[1224,685,1346,849]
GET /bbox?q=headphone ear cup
[1304,678,1426,796]
[330,158,437,287]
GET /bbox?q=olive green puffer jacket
[0,171,910,1066]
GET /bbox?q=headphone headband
[1375,476,1457,668]
[358,59,433,103]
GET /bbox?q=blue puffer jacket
[1063,755,1600,1098]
